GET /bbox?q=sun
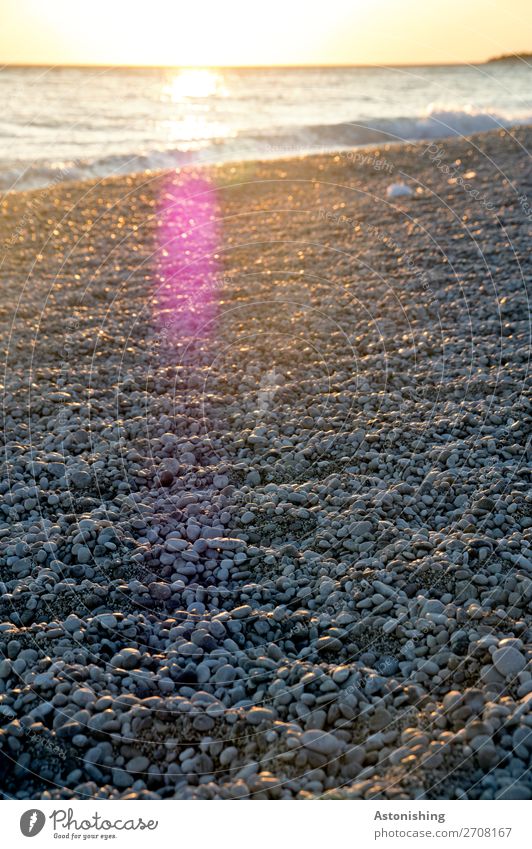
[166,69,223,101]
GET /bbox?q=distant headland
[487,52,532,63]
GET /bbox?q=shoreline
[0,125,531,800]
[3,121,532,195]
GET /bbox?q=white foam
[390,103,532,140]
[2,105,531,193]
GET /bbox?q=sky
[0,0,531,66]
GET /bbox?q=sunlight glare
[166,69,223,101]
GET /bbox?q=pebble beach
[0,126,531,800]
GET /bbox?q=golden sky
[1,0,531,66]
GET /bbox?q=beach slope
[0,127,531,800]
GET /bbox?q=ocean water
[1,63,531,191]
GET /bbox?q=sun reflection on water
[165,69,224,101]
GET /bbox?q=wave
[273,105,532,149]
[1,105,531,192]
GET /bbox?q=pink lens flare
[155,173,220,345]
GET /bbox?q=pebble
[111,649,141,670]
[127,756,150,773]
[70,470,91,488]
[386,181,413,198]
[301,729,342,756]
[492,646,527,678]
[94,613,117,629]
[1,130,531,803]
[77,546,91,564]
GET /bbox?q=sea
[1,62,531,191]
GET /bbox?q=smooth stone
[492,646,526,678]
[112,768,133,788]
[111,648,141,670]
[149,582,171,601]
[70,470,91,488]
[94,613,117,629]
[77,546,91,564]
[231,605,252,619]
[301,729,341,756]
[496,784,531,800]
[126,756,150,772]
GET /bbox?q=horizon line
[0,58,516,71]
